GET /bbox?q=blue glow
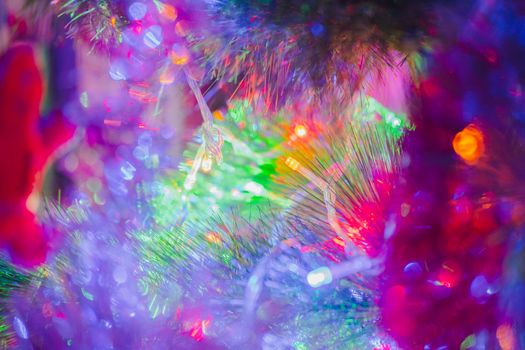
[143,26,163,49]
[310,23,325,37]
[109,61,128,81]
[128,2,148,21]
[470,275,490,302]
[404,262,423,279]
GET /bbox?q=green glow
[353,96,412,139]
[461,334,476,350]
[0,259,32,346]
[149,99,290,228]
[139,96,410,319]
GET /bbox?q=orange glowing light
[205,232,221,244]
[171,55,188,65]
[212,110,224,121]
[452,124,484,164]
[175,20,190,37]
[110,16,117,28]
[160,4,178,21]
[160,69,175,85]
[294,124,308,138]
[170,48,189,65]
[496,324,515,350]
[285,157,301,171]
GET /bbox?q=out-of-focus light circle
[307,266,332,288]
[128,2,147,21]
[120,161,136,181]
[175,20,190,36]
[496,324,515,350]
[470,275,490,302]
[143,25,163,49]
[160,3,177,21]
[453,124,484,164]
[13,316,28,339]
[244,181,264,195]
[403,262,423,279]
[170,44,189,65]
[310,22,325,37]
[109,60,128,81]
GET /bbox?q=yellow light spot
[294,124,308,138]
[111,17,117,28]
[205,232,221,244]
[333,237,345,247]
[159,68,176,85]
[160,3,178,21]
[285,157,301,171]
[170,47,189,65]
[496,324,515,350]
[172,56,188,65]
[453,124,484,164]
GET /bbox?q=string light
[285,157,301,171]
[453,124,484,164]
[307,267,333,288]
[294,124,308,138]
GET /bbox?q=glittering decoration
[29,0,465,113]
[381,1,525,348]
[0,258,31,348]
[12,201,168,349]
[6,0,525,349]
[49,0,128,49]
[136,207,396,349]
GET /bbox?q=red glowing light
[189,319,211,342]
[437,260,461,288]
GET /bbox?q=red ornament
[0,44,75,266]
